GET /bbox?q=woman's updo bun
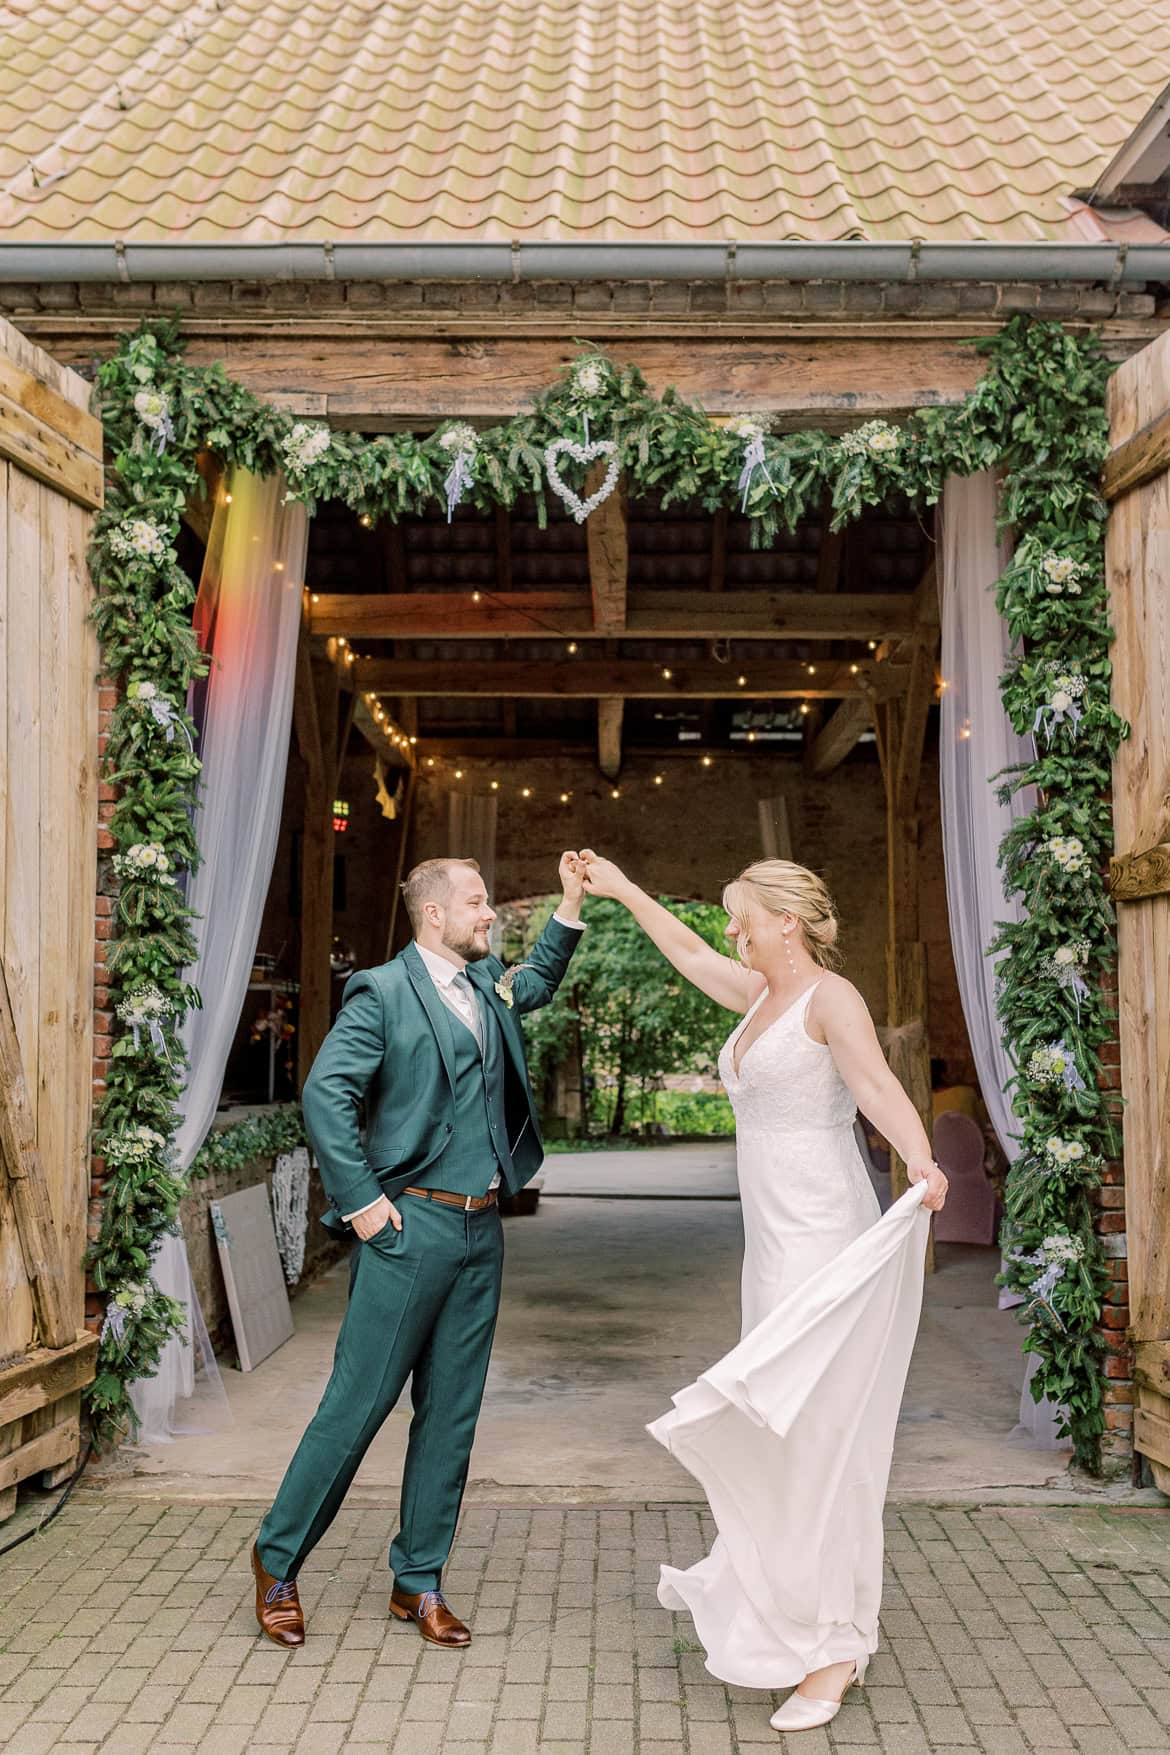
[722,859,842,970]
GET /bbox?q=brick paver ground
[0,1496,1168,1754]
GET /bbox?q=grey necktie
[450,971,482,1052]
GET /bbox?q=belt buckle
[464,1194,473,1212]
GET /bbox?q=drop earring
[783,925,798,976]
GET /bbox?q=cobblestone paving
[0,1497,1168,1754]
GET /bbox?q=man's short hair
[401,857,481,934]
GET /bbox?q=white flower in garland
[839,419,901,458]
[112,842,177,886]
[437,423,479,522]
[281,422,331,475]
[1044,1135,1089,1170]
[1026,1039,1086,1093]
[133,388,174,451]
[1041,939,1092,1016]
[107,517,168,564]
[1010,1230,1086,1326]
[1039,552,1086,595]
[1041,834,1087,874]
[1034,666,1088,741]
[116,983,176,1059]
[570,359,608,402]
[100,1278,156,1349]
[103,1124,167,1167]
[126,679,191,747]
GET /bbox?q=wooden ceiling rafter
[353,656,901,700]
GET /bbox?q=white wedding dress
[650,979,931,1689]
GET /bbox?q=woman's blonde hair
[722,859,842,969]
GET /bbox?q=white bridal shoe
[769,1655,868,1733]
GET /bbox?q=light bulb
[560,792,570,803]
[567,641,578,655]
[737,674,747,687]
[662,667,672,680]
[701,755,713,767]
[274,561,285,572]
[521,787,532,798]
[490,780,499,791]
[654,774,664,785]
[611,788,620,800]
[850,663,860,674]
[311,592,320,603]
[800,702,809,715]
[868,640,877,651]
[224,493,233,504]
[454,769,463,779]
[472,591,481,603]
[360,514,372,528]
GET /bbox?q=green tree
[514,896,737,1136]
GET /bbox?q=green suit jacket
[302,914,582,1228]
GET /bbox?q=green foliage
[190,1105,308,1178]
[520,898,737,1135]
[86,315,1120,1470]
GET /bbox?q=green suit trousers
[257,1192,504,1592]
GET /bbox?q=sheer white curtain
[938,471,1033,1161]
[130,471,308,1442]
[938,472,1067,1448]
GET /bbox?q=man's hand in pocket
[352,1195,402,1241]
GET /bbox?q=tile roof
[2,0,1168,244]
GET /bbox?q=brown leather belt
[403,1186,499,1212]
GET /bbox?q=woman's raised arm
[579,851,762,1013]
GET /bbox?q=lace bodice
[718,980,857,1133]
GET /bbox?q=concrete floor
[105,1147,1079,1507]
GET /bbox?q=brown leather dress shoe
[389,1587,471,1647]
[251,1541,305,1647]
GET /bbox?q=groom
[252,852,586,1648]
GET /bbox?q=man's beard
[442,924,492,962]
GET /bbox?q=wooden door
[0,316,102,1512]
[1104,327,1170,1493]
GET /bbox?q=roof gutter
[0,240,1166,284]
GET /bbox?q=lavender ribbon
[1033,700,1082,742]
[444,452,474,523]
[146,695,193,749]
[738,435,776,512]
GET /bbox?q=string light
[560,792,571,803]
[806,664,815,675]
[274,561,285,572]
[868,640,878,651]
[611,787,621,800]
[737,674,747,687]
[454,769,464,779]
[567,641,578,655]
[654,773,664,784]
[521,787,532,798]
[701,755,713,767]
[310,592,319,603]
[490,780,499,791]
[850,663,860,674]
[224,493,233,505]
[360,514,372,528]
[800,702,810,715]
[746,731,757,743]
[662,667,673,680]
[426,758,436,767]
[472,591,481,603]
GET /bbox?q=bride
[578,852,948,1734]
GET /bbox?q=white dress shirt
[343,918,584,1220]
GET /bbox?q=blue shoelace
[264,1579,298,1607]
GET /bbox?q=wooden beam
[586,466,628,633]
[385,766,418,959]
[598,699,624,780]
[0,1332,98,1428]
[298,657,339,1090]
[894,641,938,817]
[292,628,324,783]
[804,693,874,776]
[354,657,890,700]
[121,334,993,425]
[0,1423,79,1496]
[418,736,795,760]
[1103,405,1170,503]
[1110,842,1170,902]
[0,955,74,1350]
[494,504,512,594]
[308,589,916,642]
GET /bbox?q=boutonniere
[493,964,532,1009]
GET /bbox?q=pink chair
[931,1111,998,1245]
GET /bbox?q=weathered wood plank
[0,953,75,1350]
[167,334,991,422]
[1110,842,1170,902]
[0,1420,77,1497]
[0,1332,97,1427]
[309,589,916,641]
[894,641,938,818]
[1134,1405,1170,1475]
[1134,1339,1170,1396]
[65,495,98,1332]
[355,657,879,700]
[598,700,624,780]
[1103,405,1170,503]
[0,364,103,510]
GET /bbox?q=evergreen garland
[85,316,1122,1468]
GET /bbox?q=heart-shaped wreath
[543,436,620,523]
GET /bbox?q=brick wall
[0,278,1158,325]
[85,677,120,1333]
[1094,966,1132,1470]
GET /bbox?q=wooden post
[384,766,418,961]
[297,651,339,1090]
